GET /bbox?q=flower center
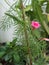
[34,23,38,26]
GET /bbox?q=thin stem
[20,0,32,65]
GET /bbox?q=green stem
[20,1,32,65]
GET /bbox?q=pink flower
[31,21,41,29]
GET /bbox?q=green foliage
[0,0,49,65]
[46,1,49,13]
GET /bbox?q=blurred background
[0,0,16,43]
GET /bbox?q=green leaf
[43,21,49,35]
[46,1,49,13]
[24,5,32,11]
[33,29,41,39]
[5,13,25,26]
[0,51,5,58]
[14,53,20,62]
